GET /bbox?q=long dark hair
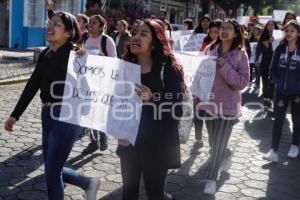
[210,19,245,51]
[282,20,300,46]
[194,15,211,34]
[183,19,194,30]
[203,20,222,44]
[283,12,297,25]
[55,12,81,43]
[259,20,279,43]
[124,19,186,97]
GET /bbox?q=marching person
[264,20,300,162]
[79,14,117,154]
[194,15,211,34]
[4,12,100,200]
[199,19,250,194]
[112,20,132,58]
[117,19,185,200]
[255,20,279,110]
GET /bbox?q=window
[24,0,45,27]
[53,0,81,14]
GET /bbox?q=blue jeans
[41,106,90,200]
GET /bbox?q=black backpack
[84,34,108,56]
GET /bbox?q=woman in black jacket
[4,12,100,200]
[264,20,300,162]
[116,19,185,200]
[255,20,279,109]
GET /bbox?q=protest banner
[59,51,142,145]
[258,16,272,24]
[237,16,250,25]
[273,10,289,22]
[166,30,195,51]
[179,33,206,52]
[273,30,285,51]
[174,52,216,101]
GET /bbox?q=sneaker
[164,192,175,200]
[85,178,100,200]
[99,132,108,151]
[203,180,216,194]
[220,150,234,172]
[83,141,99,154]
[263,149,278,162]
[254,88,260,95]
[287,145,299,158]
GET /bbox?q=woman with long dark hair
[264,20,300,162]
[112,20,132,58]
[199,19,250,194]
[283,12,297,26]
[4,12,100,200]
[200,20,222,51]
[194,15,211,34]
[117,19,186,200]
[255,20,279,109]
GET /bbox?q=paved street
[0,53,300,200]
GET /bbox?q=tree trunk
[202,0,209,16]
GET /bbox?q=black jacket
[117,62,183,169]
[11,42,73,120]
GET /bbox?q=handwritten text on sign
[59,51,142,145]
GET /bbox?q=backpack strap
[101,34,108,56]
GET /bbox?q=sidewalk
[0,49,35,85]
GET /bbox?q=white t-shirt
[84,33,117,57]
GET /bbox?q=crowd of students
[3,2,300,200]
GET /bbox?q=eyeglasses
[220,26,234,32]
[47,21,64,28]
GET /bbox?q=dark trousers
[250,63,255,82]
[42,106,90,200]
[260,65,274,99]
[255,64,261,87]
[89,129,106,143]
[205,115,235,180]
[119,147,168,200]
[193,99,205,141]
[271,89,300,151]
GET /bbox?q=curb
[0,77,29,85]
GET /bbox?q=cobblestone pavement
[0,70,300,199]
[0,50,34,81]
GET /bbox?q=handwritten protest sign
[273,30,285,51]
[174,52,216,101]
[59,51,142,145]
[166,30,198,51]
[179,33,206,52]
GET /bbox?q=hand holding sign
[135,84,153,102]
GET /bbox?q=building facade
[0,0,85,48]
